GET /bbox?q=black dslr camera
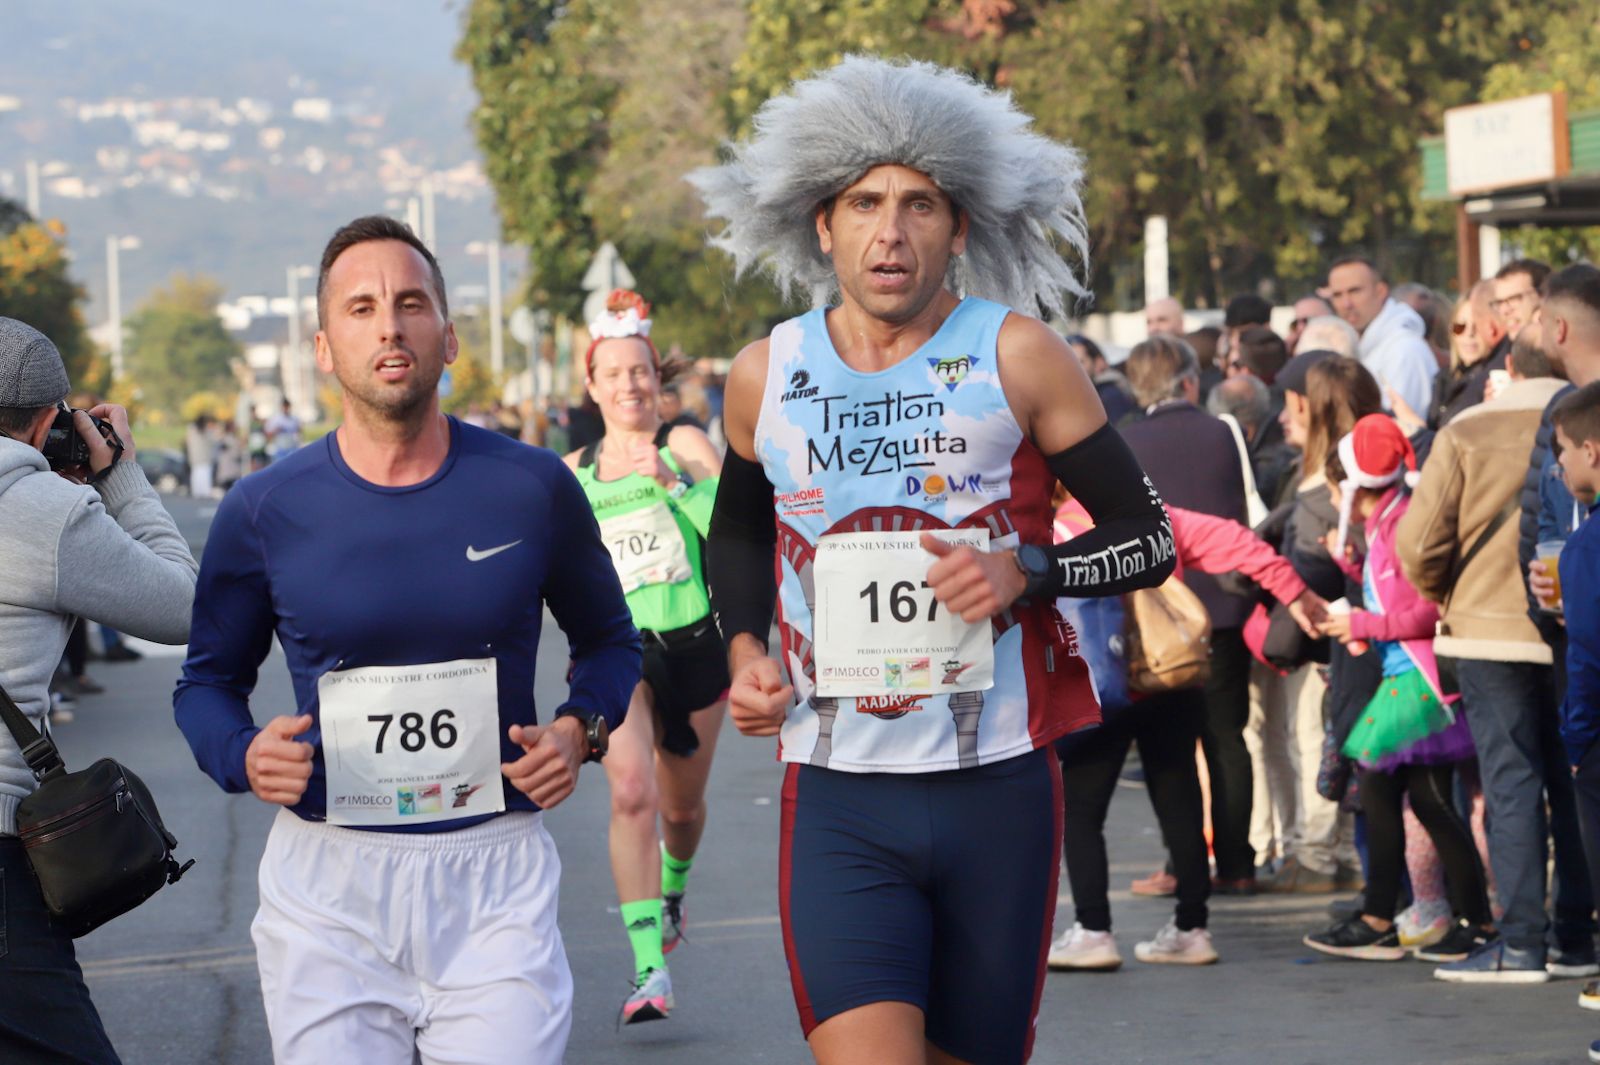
[42,407,124,476]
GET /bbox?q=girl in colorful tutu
[1303,414,1496,961]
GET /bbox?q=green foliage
[0,198,95,383]
[461,0,1570,320]
[441,349,503,414]
[123,274,242,422]
[458,0,624,320]
[459,0,785,361]
[1003,1,1539,304]
[181,390,234,423]
[1480,9,1600,265]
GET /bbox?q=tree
[1477,9,1600,265]
[440,349,502,415]
[462,0,1567,320]
[458,0,624,322]
[0,197,95,383]
[458,0,786,366]
[123,274,242,423]
[733,0,1545,305]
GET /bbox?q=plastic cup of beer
[1536,540,1566,613]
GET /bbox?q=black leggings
[1060,689,1210,933]
[1359,762,1493,925]
[65,619,87,677]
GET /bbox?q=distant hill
[0,0,496,321]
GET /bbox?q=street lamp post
[466,240,504,377]
[25,160,40,218]
[286,265,314,418]
[105,235,140,381]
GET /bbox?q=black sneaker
[1549,940,1600,979]
[1327,892,1364,921]
[1414,921,1492,963]
[1304,916,1407,961]
[103,643,142,662]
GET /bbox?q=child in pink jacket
[1303,415,1495,963]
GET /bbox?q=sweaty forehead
[840,164,948,200]
[327,240,438,301]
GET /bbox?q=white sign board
[1445,92,1568,196]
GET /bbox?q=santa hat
[584,289,658,377]
[1334,414,1419,556]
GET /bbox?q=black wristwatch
[1012,544,1056,603]
[555,707,610,763]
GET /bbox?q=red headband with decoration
[584,289,659,378]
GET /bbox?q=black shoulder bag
[1,682,193,938]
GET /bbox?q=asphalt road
[50,493,1600,1064]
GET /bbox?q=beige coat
[1397,377,1567,664]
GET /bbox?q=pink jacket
[1057,500,1307,603]
[1169,507,1308,604]
[1336,487,1456,705]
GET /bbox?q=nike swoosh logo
[466,540,523,562]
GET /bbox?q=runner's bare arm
[996,313,1108,453]
[660,423,723,538]
[721,339,770,462]
[666,424,722,483]
[925,315,1174,617]
[708,340,791,735]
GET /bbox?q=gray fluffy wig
[688,54,1089,318]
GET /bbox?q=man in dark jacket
[1123,335,1257,890]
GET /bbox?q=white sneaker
[1134,921,1219,965]
[1047,922,1122,971]
[1395,906,1450,951]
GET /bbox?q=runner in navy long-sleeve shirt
[173,216,639,1064]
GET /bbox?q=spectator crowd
[1049,255,1600,1033]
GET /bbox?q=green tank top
[575,433,713,634]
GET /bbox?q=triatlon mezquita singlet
[753,297,1099,773]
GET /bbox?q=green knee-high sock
[661,843,694,896]
[620,899,665,979]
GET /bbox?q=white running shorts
[252,809,572,1065]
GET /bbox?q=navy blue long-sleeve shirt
[173,418,640,830]
[1561,501,1600,766]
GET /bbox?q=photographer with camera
[0,317,198,1064]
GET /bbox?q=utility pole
[420,177,437,251]
[466,240,505,378]
[1143,216,1170,304]
[25,160,40,218]
[286,265,314,417]
[106,235,139,380]
[487,240,502,377]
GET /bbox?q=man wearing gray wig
[690,53,1088,320]
[698,55,1176,1065]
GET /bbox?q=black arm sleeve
[706,448,778,651]
[1042,422,1176,597]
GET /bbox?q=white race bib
[812,529,996,698]
[598,502,692,594]
[319,658,507,827]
